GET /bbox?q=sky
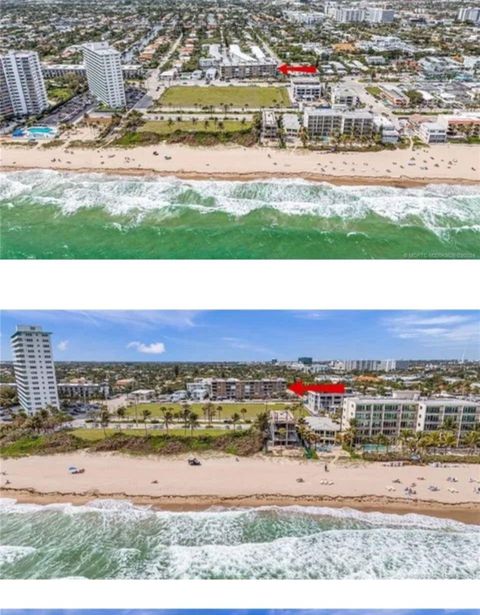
[1,611,477,615]
[0,310,479,362]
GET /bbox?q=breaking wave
[1,498,479,579]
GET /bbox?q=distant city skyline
[1,310,479,362]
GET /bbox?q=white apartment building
[331,85,359,108]
[186,379,210,400]
[457,7,480,24]
[0,51,48,118]
[282,113,301,140]
[333,7,394,24]
[334,8,364,23]
[82,42,126,108]
[57,380,110,399]
[342,396,480,442]
[418,122,447,144]
[290,78,324,102]
[342,359,396,372]
[10,325,59,414]
[304,108,374,139]
[306,390,346,414]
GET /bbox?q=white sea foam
[0,545,36,567]
[1,499,479,578]
[1,170,479,237]
[147,528,480,579]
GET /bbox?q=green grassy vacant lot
[123,402,295,419]
[159,85,291,108]
[139,119,252,134]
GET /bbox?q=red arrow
[278,63,317,75]
[288,381,345,397]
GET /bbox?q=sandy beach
[1,452,479,523]
[1,141,479,185]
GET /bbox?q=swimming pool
[12,126,57,139]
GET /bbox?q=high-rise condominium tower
[0,50,48,119]
[11,325,59,414]
[82,42,126,108]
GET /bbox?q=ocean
[1,499,479,579]
[1,170,479,259]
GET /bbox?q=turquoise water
[1,170,479,259]
[27,127,56,136]
[1,499,479,579]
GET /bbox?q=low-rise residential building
[379,85,409,107]
[186,378,287,400]
[418,121,447,144]
[304,108,342,138]
[282,113,301,140]
[127,389,156,402]
[202,44,277,80]
[306,385,346,414]
[186,379,210,400]
[42,64,143,79]
[262,110,278,139]
[303,108,374,139]
[341,111,374,138]
[290,77,324,102]
[269,410,299,447]
[304,416,341,449]
[342,396,480,443]
[436,113,480,138]
[331,86,359,108]
[57,380,110,399]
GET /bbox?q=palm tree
[163,410,173,433]
[240,407,247,423]
[463,430,480,454]
[216,405,223,421]
[99,406,110,437]
[181,403,191,435]
[142,409,151,435]
[399,428,415,452]
[189,412,199,435]
[231,412,241,431]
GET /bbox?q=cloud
[127,341,166,355]
[57,340,69,351]
[4,310,201,331]
[293,311,331,321]
[384,312,480,348]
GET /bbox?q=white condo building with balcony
[82,42,126,108]
[0,50,48,118]
[10,325,60,414]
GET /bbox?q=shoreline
[1,486,479,524]
[2,163,479,188]
[2,453,479,524]
[2,141,479,187]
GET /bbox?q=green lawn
[120,401,296,420]
[159,85,291,108]
[366,86,382,98]
[139,119,252,134]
